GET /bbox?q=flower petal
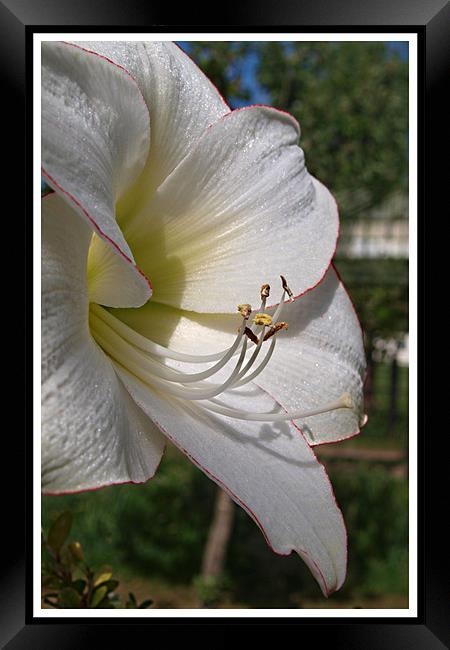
[257,266,366,445]
[87,232,152,308]
[74,40,230,205]
[42,194,165,493]
[116,367,347,596]
[113,267,365,446]
[41,40,151,307]
[121,106,339,313]
[111,300,239,354]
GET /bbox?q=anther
[260,284,270,300]
[244,327,259,345]
[280,275,294,301]
[237,304,252,319]
[263,321,289,341]
[253,313,273,327]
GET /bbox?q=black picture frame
[3,0,442,646]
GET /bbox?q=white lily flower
[41,41,366,596]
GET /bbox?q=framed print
[2,0,444,646]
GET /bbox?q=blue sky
[178,41,409,107]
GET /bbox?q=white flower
[41,41,366,596]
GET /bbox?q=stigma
[89,276,355,424]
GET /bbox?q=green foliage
[332,465,408,598]
[42,448,215,583]
[362,362,408,441]
[226,464,408,605]
[43,443,408,606]
[47,510,72,552]
[193,574,232,607]
[335,258,408,341]
[182,42,253,107]
[42,512,153,609]
[256,42,408,219]
[114,450,214,581]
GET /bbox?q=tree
[180,42,253,108]
[256,42,408,220]
[256,42,409,428]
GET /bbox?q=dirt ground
[114,577,409,610]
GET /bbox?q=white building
[338,192,409,365]
[338,192,409,259]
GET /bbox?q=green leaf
[71,579,87,595]
[138,599,153,609]
[47,512,73,553]
[58,587,81,608]
[93,566,113,587]
[68,541,84,562]
[97,579,119,593]
[96,599,115,608]
[90,585,108,608]
[59,546,73,568]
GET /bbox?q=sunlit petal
[42,41,151,307]
[42,194,165,493]
[117,366,347,596]
[123,107,338,312]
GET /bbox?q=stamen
[94,323,250,402]
[244,327,259,345]
[238,326,267,379]
[90,311,247,384]
[232,338,276,388]
[253,313,273,327]
[237,303,252,319]
[89,277,355,427]
[260,284,270,299]
[199,393,354,422]
[280,275,294,301]
[260,283,270,310]
[263,321,288,342]
[91,303,238,364]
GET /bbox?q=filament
[89,276,354,424]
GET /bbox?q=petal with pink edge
[74,40,230,205]
[117,367,347,596]
[42,194,165,493]
[122,106,339,313]
[41,40,151,308]
[257,266,366,445]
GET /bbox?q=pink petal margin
[41,169,152,295]
[42,40,154,296]
[145,407,341,597]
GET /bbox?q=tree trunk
[201,488,235,578]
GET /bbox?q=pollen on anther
[253,313,273,327]
[237,304,252,319]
